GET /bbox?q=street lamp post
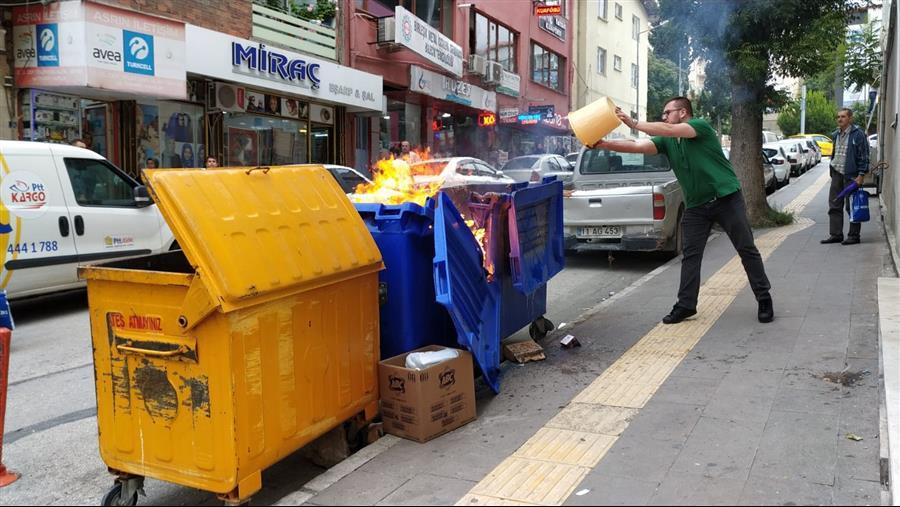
[636,20,669,131]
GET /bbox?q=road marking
[456,172,830,506]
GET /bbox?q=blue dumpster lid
[432,192,502,393]
[508,180,565,294]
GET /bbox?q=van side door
[0,149,80,297]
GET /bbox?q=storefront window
[531,43,565,92]
[136,101,205,169]
[311,125,332,164]
[224,114,309,167]
[380,100,421,154]
[470,12,517,73]
[83,105,109,158]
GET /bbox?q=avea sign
[232,42,321,90]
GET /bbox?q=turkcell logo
[123,30,154,76]
[36,24,59,67]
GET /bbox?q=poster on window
[245,90,265,113]
[227,127,257,166]
[136,103,160,169]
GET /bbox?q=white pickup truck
[563,148,684,255]
[0,141,176,299]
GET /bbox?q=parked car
[762,144,791,188]
[762,130,781,144]
[409,157,515,189]
[775,139,808,176]
[563,148,684,255]
[0,141,176,299]
[325,164,372,193]
[565,152,579,166]
[803,139,822,166]
[501,154,574,184]
[789,133,833,157]
[723,147,777,192]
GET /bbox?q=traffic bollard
[0,327,19,487]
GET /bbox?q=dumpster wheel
[102,482,138,506]
[529,317,555,340]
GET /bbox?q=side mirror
[134,185,152,208]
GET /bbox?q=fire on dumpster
[350,151,490,263]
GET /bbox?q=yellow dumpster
[79,166,383,506]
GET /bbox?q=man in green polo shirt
[591,97,773,324]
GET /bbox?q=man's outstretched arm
[592,138,658,154]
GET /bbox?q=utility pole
[800,84,807,134]
[677,48,683,96]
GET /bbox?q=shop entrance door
[311,124,333,164]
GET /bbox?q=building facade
[2,0,382,176]
[878,0,899,262]
[345,0,575,171]
[572,0,650,139]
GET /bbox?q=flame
[351,149,441,207]
[351,148,489,267]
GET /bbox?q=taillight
[653,193,666,220]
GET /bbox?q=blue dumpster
[355,201,456,359]
[359,179,564,393]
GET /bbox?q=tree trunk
[730,78,769,225]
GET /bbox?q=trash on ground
[405,347,460,370]
[575,489,591,496]
[821,369,869,387]
[503,339,546,364]
[846,433,864,441]
[560,334,581,349]
[558,322,567,329]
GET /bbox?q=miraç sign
[535,4,562,16]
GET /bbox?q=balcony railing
[251,3,337,61]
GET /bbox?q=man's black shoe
[758,297,774,323]
[662,306,697,325]
[841,237,861,245]
[820,236,844,244]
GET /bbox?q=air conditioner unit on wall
[483,61,503,85]
[468,54,487,76]
[377,17,401,50]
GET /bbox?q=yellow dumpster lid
[144,166,383,312]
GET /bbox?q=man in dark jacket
[822,108,869,245]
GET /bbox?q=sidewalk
[296,164,890,506]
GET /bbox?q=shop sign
[232,42,321,90]
[410,65,497,112]
[518,113,542,125]
[539,15,567,42]
[478,112,497,127]
[497,71,520,98]
[394,6,463,77]
[186,26,383,112]
[499,107,519,124]
[535,4,563,16]
[13,1,186,99]
[529,105,555,119]
[542,113,567,128]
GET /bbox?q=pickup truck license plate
[579,226,622,238]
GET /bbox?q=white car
[763,143,791,187]
[409,157,515,189]
[324,164,372,193]
[0,141,176,299]
[775,140,808,176]
[501,155,574,185]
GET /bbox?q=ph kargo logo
[123,30,154,76]
[2,171,49,219]
[36,24,59,67]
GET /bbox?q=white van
[0,141,175,299]
[762,131,780,144]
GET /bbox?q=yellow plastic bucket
[568,97,621,147]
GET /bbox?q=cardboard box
[379,345,476,443]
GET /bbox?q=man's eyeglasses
[661,108,685,119]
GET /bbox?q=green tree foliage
[777,90,837,136]
[844,22,882,92]
[648,54,679,121]
[656,0,852,223]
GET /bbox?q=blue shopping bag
[849,188,870,223]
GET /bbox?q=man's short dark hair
[664,96,694,116]
[839,107,853,117]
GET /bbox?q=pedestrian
[401,140,421,163]
[590,96,774,324]
[821,108,869,246]
[205,156,218,169]
[389,145,402,159]
[71,139,88,149]
[146,158,159,169]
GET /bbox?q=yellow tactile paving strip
[457,175,829,506]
